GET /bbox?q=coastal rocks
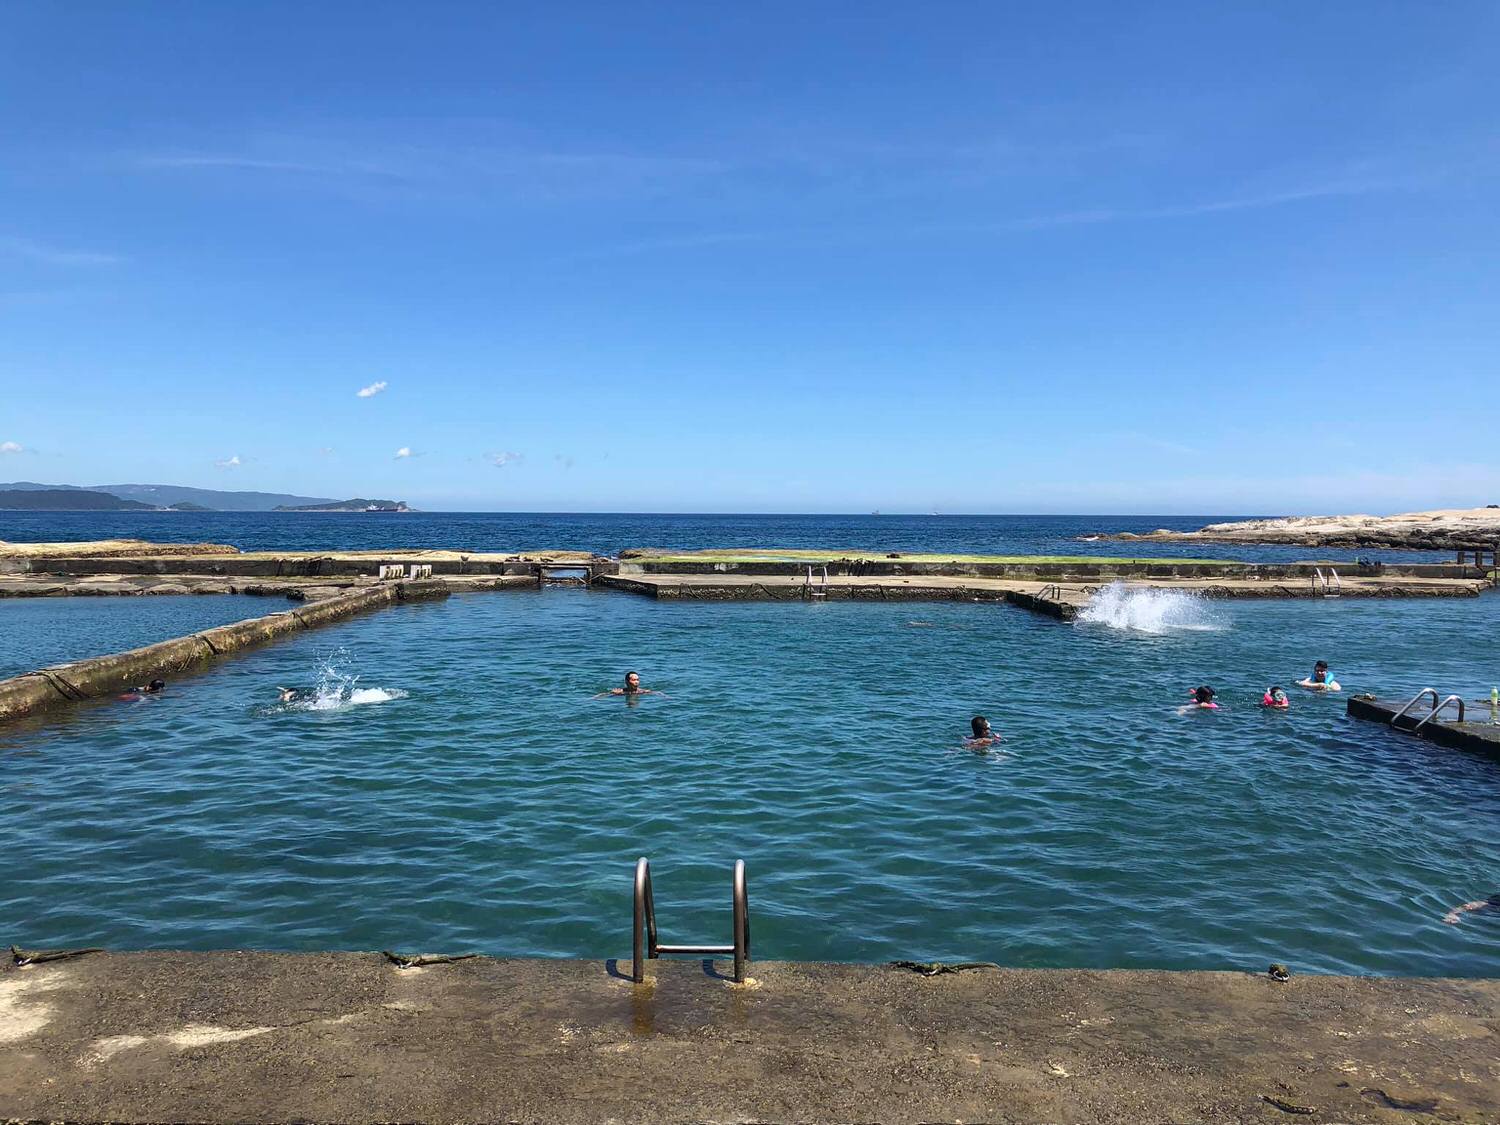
[1097,508,1500,551]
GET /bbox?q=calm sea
[0,510,1454,562]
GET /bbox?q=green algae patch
[625,548,1242,566]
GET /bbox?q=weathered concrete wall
[0,582,446,723]
[15,555,541,578]
[625,558,1487,581]
[1,953,1495,1124]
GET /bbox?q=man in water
[594,671,665,699]
[120,679,165,701]
[1298,660,1341,692]
[965,715,1001,750]
[277,686,300,704]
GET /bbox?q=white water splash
[286,650,406,712]
[1077,582,1223,634]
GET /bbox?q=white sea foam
[286,650,406,712]
[1077,582,1223,634]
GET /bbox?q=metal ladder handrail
[806,565,828,598]
[1328,567,1341,595]
[1388,688,1441,727]
[633,857,750,983]
[1038,583,1062,600]
[1412,694,1465,731]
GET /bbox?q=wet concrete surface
[1,953,1495,1123]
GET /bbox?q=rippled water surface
[4,588,1498,976]
[1,595,270,679]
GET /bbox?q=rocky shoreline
[1095,507,1500,550]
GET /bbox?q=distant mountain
[0,488,155,511]
[93,484,340,511]
[274,498,412,512]
[0,482,340,511]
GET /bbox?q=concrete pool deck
[2,952,1496,1124]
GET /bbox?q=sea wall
[0,580,448,723]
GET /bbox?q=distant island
[0,482,409,513]
[274,499,413,512]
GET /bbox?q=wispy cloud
[487,451,522,468]
[214,455,241,469]
[356,380,388,398]
[0,235,120,266]
[317,446,336,457]
[1,440,25,455]
[554,453,575,470]
[1004,176,1427,232]
[134,131,726,204]
[394,446,412,460]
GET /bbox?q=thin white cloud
[356,380,388,398]
[1,440,24,454]
[1005,177,1427,232]
[487,451,522,468]
[317,446,336,457]
[0,235,120,266]
[394,447,412,460]
[214,455,241,469]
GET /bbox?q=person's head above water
[1193,685,1216,704]
[144,680,165,694]
[1313,660,1329,679]
[971,715,991,738]
[623,671,641,693]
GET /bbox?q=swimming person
[964,715,1001,750]
[593,671,665,699]
[1297,660,1341,692]
[1261,686,1290,709]
[277,686,300,704]
[1443,893,1500,924]
[119,679,166,701]
[1179,686,1220,714]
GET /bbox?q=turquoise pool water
[0,595,272,680]
[3,588,1497,976]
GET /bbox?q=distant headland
[0,482,411,513]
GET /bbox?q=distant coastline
[0,481,409,514]
[1095,507,1500,550]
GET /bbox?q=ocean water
[3,585,1497,976]
[0,595,272,680]
[0,510,1456,562]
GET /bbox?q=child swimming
[1178,685,1220,714]
[1262,686,1289,709]
[119,679,165,702]
[1297,660,1341,692]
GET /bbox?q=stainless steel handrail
[1412,694,1465,731]
[1038,583,1061,600]
[1388,688,1440,727]
[632,857,750,983]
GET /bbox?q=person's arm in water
[1444,895,1500,924]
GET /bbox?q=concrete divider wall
[20,556,558,578]
[0,583,443,724]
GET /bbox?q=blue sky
[2,2,1497,513]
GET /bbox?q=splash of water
[286,649,406,712]
[1077,582,1223,634]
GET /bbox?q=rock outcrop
[1098,508,1500,550]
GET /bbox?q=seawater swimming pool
[3,587,1497,976]
[0,595,271,680]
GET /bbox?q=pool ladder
[632,857,750,983]
[806,566,828,599]
[1313,567,1342,597]
[1389,687,1466,731]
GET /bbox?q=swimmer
[119,679,165,701]
[1443,893,1500,924]
[277,686,300,704]
[1261,686,1290,709]
[592,671,665,699]
[964,715,1001,750]
[1178,685,1220,714]
[1297,660,1341,692]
